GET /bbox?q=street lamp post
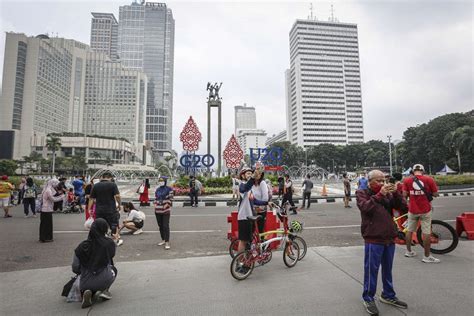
[387,135,393,176]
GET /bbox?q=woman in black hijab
[72,218,117,309]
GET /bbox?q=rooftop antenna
[330,4,338,22]
[308,3,314,20]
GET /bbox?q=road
[0,195,472,272]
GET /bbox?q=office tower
[265,130,287,146]
[236,129,267,156]
[118,1,175,152]
[83,51,147,145]
[0,33,88,159]
[234,104,257,135]
[286,19,364,147]
[90,12,119,60]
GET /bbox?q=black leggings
[23,198,36,215]
[155,213,170,242]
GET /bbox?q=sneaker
[116,239,124,247]
[422,255,440,263]
[99,290,112,300]
[379,296,408,309]
[363,300,379,315]
[165,242,170,250]
[33,214,37,218]
[133,229,143,235]
[404,251,416,257]
[158,241,166,246]
[82,290,93,309]
[24,215,29,218]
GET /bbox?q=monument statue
[206,82,223,101]
[206,81,223,176]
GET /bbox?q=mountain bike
[393,212,458,254]
[230,214,300,281]
[228,202,307,260]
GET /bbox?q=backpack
[24,185,36,199]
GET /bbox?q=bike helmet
[290,220,303,233]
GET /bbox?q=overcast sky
[0,0,472,156]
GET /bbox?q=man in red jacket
[356,170,408,316]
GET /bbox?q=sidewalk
[1,242,472,315]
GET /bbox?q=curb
[128,191,472,208]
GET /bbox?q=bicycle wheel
[230,251,255,280]
[292,235,307,260]
[416,219,459,254]
[228,239,239,258]
[283,241,300,268]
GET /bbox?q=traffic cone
[321,183,328,196]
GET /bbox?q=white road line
[304,224,360,230]
[54,230,223,234]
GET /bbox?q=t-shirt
[402,175,438,214]
[358,177,368,190]
[343,179,351,193]
[90,180,120,214]
[72,179,84,195]
[302,179,314,193]
[0,181,14,199]
[126,209,143,222]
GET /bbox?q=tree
[443,126,474,173]
[0,160,18,176]
[90,151,101,170]
[71,155,88,173]
[46,135,61,175]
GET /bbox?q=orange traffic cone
[321,183,328,196]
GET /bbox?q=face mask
[370,182,383,194]
[158,182,165,187]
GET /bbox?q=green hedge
[4,176,45,188]
[432,175,474,186]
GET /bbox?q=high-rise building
[83,51,147,145]
[234,104,257,135]
[286,19,364,147]
[118,1,175,152]
[0,33,88,159]
[265,130,287,147]
[236,129,267,156]
[90,12,119,60]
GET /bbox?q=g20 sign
[249,147,283,166]
[180,154,215,169]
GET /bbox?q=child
[120,202,145,235]
[67,188,75,205]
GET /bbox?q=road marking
[304,224,360,230]
[54,230,223,234]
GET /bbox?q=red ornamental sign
[223,134,243,169]
[179,116,202,151]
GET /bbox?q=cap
[1,175,8,181]
[412,164,425,172]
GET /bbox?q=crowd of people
[0,161,443,313]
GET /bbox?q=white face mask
[158,182,165,187]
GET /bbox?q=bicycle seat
[247,215,262,221]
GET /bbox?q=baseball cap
[412,164,425,172]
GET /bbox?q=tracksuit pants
[362,242,396,302]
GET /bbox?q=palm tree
[46,135,61,175]
[29,151,43,173]
[443,126,474,173]
[90,151,101,170]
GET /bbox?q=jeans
[23,198,36,215]
[189,190,198,206]
[281,194,295,208]
[302,192,311,208]
[362,243,396,302]
[155,213,170,242]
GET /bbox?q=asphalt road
[0,195,472,272]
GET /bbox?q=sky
[0,0,472,157]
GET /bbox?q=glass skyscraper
[118,1,175,152]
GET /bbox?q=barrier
[456,212,474,240]
[227,210,281,242]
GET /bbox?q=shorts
[96,212,120,233]
[238,220,253,242]
[133,220,144,229]
[407,211,432,234]
[0,197,9,207]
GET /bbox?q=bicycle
[228,202,307,260]
[230,213,300,280]
[393,212,458,254]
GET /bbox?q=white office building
[234,104,257,135]
[90,12,119,61]
[265,130,287,147]
[0,33,88,159]
[83,51,147,145]
[286,19,364,147]
[236,129,267,156]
